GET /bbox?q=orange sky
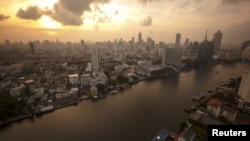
[0,0,249,46]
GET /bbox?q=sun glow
[39,15,61,29]
[84,2,128,27]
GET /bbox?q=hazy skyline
[0,0,249,45]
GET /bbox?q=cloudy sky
[0,0,249,45]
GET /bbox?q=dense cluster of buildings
[1,30,250,140]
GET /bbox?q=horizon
[0,0,250,45]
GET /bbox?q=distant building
[138,31,142,44]
[184,38,189,47]
[212,30,223,54]
[85,62,92,72]
[91,47,99,72]
[30,42,35,55]
[68,74,79,85]
[238,71,250,103]
[162,46,182,67]
[242,47,250,60]
[175,33,181,47]
[191,41,199,53]
[147,37,155,48]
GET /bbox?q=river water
[0,63,250,141]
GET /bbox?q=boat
[110,90,118,94]
[151,128,169,141]
[39,105,54,113]
[120,83,130,89]
[192,92,206,101]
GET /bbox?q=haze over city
[0,0,250,45]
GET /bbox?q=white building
[9,85,26,97]
[238,71,250,103]
[91,47,99,72]
[162,46,182,67]
[68,74,79,85]
[85,62,92,72]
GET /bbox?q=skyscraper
[162,46,182,67]
[197,31,214,63]
[138,31,142,44]
[175,33,181,47]
[238,71,250,103]
[30,42,35,55]
[91,46,99,72]
[212,30,223,54]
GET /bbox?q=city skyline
[0,0,250,45]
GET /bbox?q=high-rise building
[212,30,223,54]
[238,71,250,103]
[30,42,35,55]
[175,33,181,47]
[162,46,182,67]
[197,31,214,63]
[147,37,155,48]
[91,46,99,72]
[138,31,142,44]
[184,38,189,47]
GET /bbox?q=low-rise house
[207,99,223,117]
[220,106,237,122]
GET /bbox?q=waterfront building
[162,46,182,67]
[212,30,223,54]
[242,47,250,60]
[80,74,92,86]
[207,99,222,117]
[68,74,79,85]
[175,33,181,47]
[218,49,241,60]
[238,71,250,103]
[197,31,214,63]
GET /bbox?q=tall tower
[197,31,214,63]
[175,33,181,47]
[138,31,142,44]
[91,46,99,72]
[238,71,250,103]
[29,42,35,55]
[212,30,223,54]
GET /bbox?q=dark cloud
[0,14,10,21]
[222,0,250,4]
[59,0,109,15]
[141,16,152,26]
[16,6,42,20]
[15,0,111,26]
[48,3,83,26]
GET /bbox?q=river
[0,63,249,141]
